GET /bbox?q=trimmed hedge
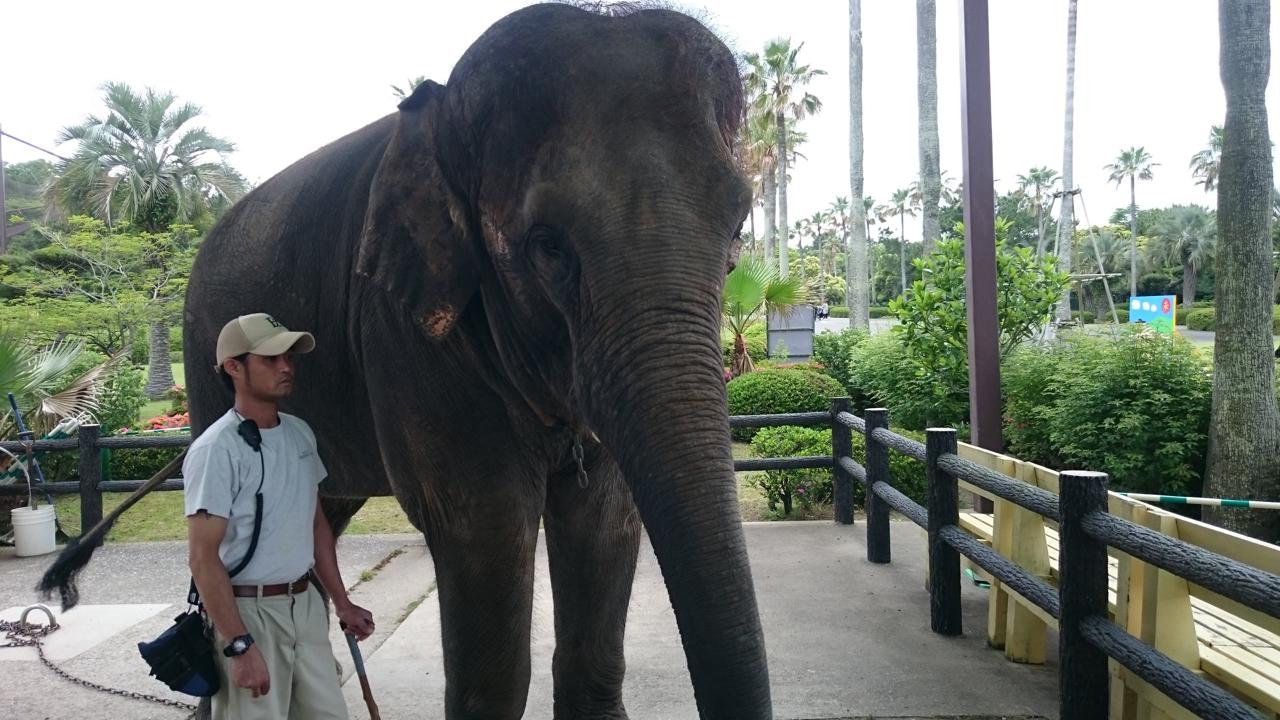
[828,306,849,318]
[1071,311,1096,324]
[1185,308,1215,331]
[749,426,835,514]
[726,368,846,441]
[869,306,891,318]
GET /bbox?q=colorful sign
[1129,295,1177,334]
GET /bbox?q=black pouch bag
[138,438,265,697]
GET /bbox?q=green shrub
[726,368,846,441]
[749,426,834,515]
[828,305,849,318]
[722,323,767,368]
[1071,311,1096,324]
[1185,308,1215,331]
[104,433,187,481]
[848,332,966,431]
[1003,330,1211,495]
[169,351,184,364]
[869,306,890,318]
[95,364,147,434]
[811,329,868,404]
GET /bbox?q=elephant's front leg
[544,442,642,720]
[424,469,544,720]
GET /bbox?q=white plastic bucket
[12,505,57,557]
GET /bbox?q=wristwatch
[223,634,254,657]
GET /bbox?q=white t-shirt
[183,409,328,585]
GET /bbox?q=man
[184,312,375,719]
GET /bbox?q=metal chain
[2,608,198,718]
[571,436,590,489]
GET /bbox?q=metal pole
[960,0,1002,515]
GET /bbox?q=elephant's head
[357,5,768,716]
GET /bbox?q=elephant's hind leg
[543,444,641,720]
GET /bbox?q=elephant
[179,4,768,718]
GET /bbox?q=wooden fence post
[1058,470,1110,720]
[926,427,961,635]
[864,408,891,564]
[831,397,855,525]
[77,424,102,534]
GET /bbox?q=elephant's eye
[526,225,576,288]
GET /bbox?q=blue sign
[1129,295,1177,334]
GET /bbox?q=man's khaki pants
[212,584,349,720]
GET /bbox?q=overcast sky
[5,1,1279,245]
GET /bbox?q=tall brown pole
[960,0,1002,515]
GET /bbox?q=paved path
[2,524,1057,719]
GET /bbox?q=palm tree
[1016,166,1061,259]
[1056,0,1079,321]
[916,0,941,254]
[745,39,825,278]
[848,0,868,330]
[1190,125,1224,192]
[1152,205,1215,307]
[391,75,428,99]
[0,331,118,439]
[46,82,247,398]
[738,110,778,265]
[1206,0,1279,541]
[722,255,806,376]
[891,188,916,294]
[828,197,850,278]
[1105,146,1159,299]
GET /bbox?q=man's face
[230,353,296,401]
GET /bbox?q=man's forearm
[192,558,248,643]
[313,513,351,609]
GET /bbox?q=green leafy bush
[1071,311,1096,324]
[1002,329,1211,495]
[849,426,928,507]
[888,228,1068,430]
[104,432,187,481]
[811,329,868,405]
[846,333,956,431]
[1185,308,1215,331]
[869,306,891,318]
[828,305,849,318]
[169,351,184,363]
[95,364,147,434]
[726,368,846,441]
[749,426,834,515]
[722,323,766,368]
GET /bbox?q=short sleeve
[296,419,328,486]
[183,442,237,518]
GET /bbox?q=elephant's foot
[552,694,629,720]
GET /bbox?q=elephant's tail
[37,449,187,610]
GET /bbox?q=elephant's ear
[357,80,477,339]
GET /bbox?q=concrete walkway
[1,523,1057,719]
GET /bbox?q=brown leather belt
[231,575,311,598]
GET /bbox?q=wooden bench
[951,443,1280,720]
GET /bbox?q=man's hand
[336,601,375,641]
[232,645,271,697]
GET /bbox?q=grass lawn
[138,364,188,422]
[51,493,416,542]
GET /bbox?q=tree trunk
[1129,176,1139,298]
[1183,261,1198,308]
[1034,194,1048,259]
[748,209,757,257]
[762,163,777,270]
[849,0,870,331]
[1206,0,1279,542]
[777,109,790,278]
[143,322,175,400]
[732,332,756,377]
[899,214,908,294]
[1056,0,1079,322]
[917,0,941,255]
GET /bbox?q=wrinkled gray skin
[184,5,768,718]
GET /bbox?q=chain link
[2,609,198,718]
[571,436,589,489]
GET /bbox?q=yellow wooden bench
[951,443,1280,720]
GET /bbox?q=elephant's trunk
[581,286,772,719]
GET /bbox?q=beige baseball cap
[215,313,316,370]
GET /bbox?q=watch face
[233,638,249,653]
